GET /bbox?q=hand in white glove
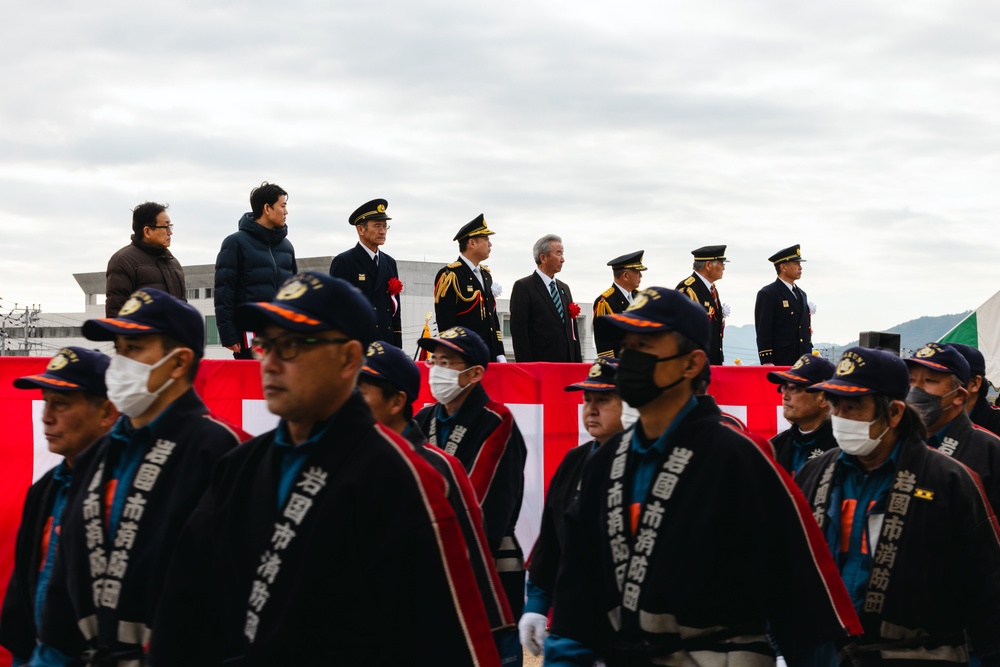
[496,354,508,363]
[492,282,503,298]
[518,612,548,656]
[808,300,817,315]
[721,303,731,319]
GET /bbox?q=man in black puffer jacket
[214,182,297,358]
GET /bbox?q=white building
[6,258,595,360]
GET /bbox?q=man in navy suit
[509,234,583,363]
[754,244,812,365]
[330,198,402,347]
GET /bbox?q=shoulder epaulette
[683,276,696,286]
[481,264,491,273]
[446,261,462,269]
[601,286,615,298]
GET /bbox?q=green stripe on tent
[939,311,978,346]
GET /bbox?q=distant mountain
[722,311,972,365]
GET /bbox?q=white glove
[496,354,508,363]
[492,282,503,298]
[518,612,548,656]
[721,303,731,319]
[808,300,817,315]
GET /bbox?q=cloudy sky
[2,0,998,345]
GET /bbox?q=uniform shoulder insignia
[683,276,696,286]
[601,286,615,298]
[446,261,462,269]
[480,264,491,273]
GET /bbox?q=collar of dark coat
[129,236,171,258]
[238,215,290,246]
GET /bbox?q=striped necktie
[549,280,565,321]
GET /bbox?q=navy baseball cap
[13,347,110,396]
[360,341,421,403]
[904,342,971,386]
[767,354,836,387]
[236,272,376,347]
[417,326,490,369]
[593,286,710,352]
[83,289,205,354]
[809,347,910,400]
[948,343,986,379]
[566,358,619,392]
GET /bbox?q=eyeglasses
[251,335,351,361]
[151,224,174,231]
[776,383,807,395]
[367,223,390,231]
[424,357,466,370]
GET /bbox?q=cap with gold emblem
[768,244,805,265]
[808,347,909,399]
[766,353,835,387]
[593,286,709,352]
[904,342,971,386]
[453,214,495,242]
[13,346,111,396]
[349,199,391,226]
[360,341,422,403]
[236,272,375,345]
[692,245,728,262]
[83,288,206,353]
[607,250,647,271]
[416,326,490,369]
[564,357,619,392]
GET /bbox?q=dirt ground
[523,650,543,667]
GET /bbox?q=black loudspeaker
[859,331,901,355]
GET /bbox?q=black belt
[81,644,145,666]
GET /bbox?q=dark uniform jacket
[528,441,599,597]
[38,390,242,664]
[105,239,186,317]
[150,393,499,666]
[932,409,1000,513]
[214,213,298,349]
[509,272,582,363]
[754,279,811,365]
[676,273,724,365]
[433,258,505,359]
[0,466,68,661]
[796,437,1000,662]
[405,421,514,633]
[415,384,527,618]
[593,285,632,359]
[549,397,861,664]
[971,394,1000,437]
[330,243,402,348]
[770,419,838,476]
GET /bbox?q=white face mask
[106,349,179,418]
[831,414,890,457]
[428,365,471,405]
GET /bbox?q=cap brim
[808,379,876,396]
[82,318,157,341]
[416,337,465,357]
[593,312,669,340]
[235,302,331,334]
[564,380,617,392]
[13,374,85,391]
[904,357,955,375]
[765,370,812,385]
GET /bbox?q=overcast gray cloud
[3,0,1000,346]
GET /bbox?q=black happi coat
[39,390,241,663]
[433,259,505,359]
[150,393,499,666]
[754,278,811,365]
[676,274,724,365]
[405,421,514,632]
[329,243,402,347]
[796,437,1000,661]
[550,397,860,664]
[415,384,527,617]
[0,466,66,661]
[770,419,839,476]
[528,441,598,595]
[971,394,1000,438]
[934,410,1000,514]
[593,285,631,359]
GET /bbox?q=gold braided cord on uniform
[594,299,614,317]
[434,270,486,318]
[683,288,698,302]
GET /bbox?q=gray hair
[533,234,562,265]
[693,260,707,271]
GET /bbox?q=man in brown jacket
[105,201,186,316]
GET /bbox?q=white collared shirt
[696,271,714,292]
[615,282,633,304]
[461,254,484,288]
[535,268,556,290]
[359,243,378,263]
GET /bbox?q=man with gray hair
[509,234,582,362]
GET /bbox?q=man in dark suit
[676,245,727,365]
[592,250,646,358]
[754,244,812,365]
[509,234,582,362]
[433,214,507,361]
[330,198,402,347]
